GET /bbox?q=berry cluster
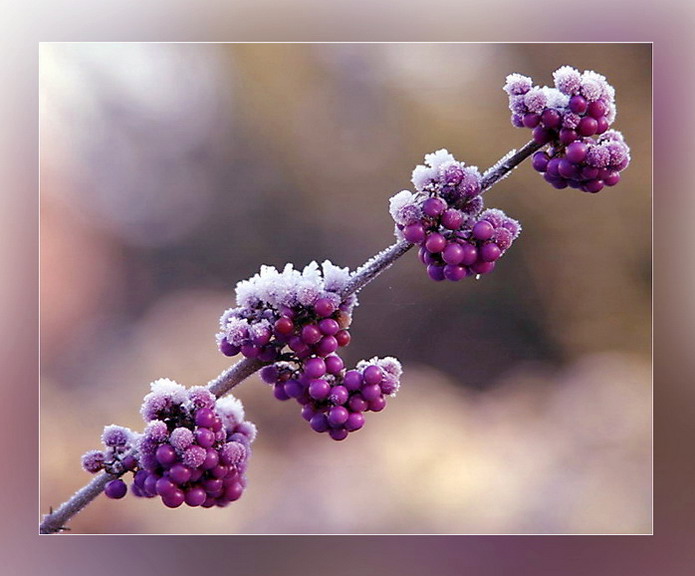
[217,261,401,439]
[505,66,630,192]
[128,379,255,508]
[82,425,139,500]
[216,261,356,363]
[390,150,521,282]
[261,356,401,440]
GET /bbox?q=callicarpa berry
[390,150,522,282]
[504,66,630,193]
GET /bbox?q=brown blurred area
[39,43,651,534]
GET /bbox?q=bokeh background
[39,43,651,534]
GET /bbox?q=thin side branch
[41,139,538,534]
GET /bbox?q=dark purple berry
[532,151,550,172]
[569,95,588,114]
[195,408,216,428]
[443,264,466,281]
[480,243,502,262]
[185,487,207,507]
[105,479,127,499]
[403,222,426,244]
[441,209,463,230]
[565,141,588,164]
[329,428,349,441]
[425,233,446,253]
[156,444,177,467]
[316,335,338,356]
[442,242,464,266]
[559,128,578,145]
[335,330,351,347]
[310,413,329,433]
[195,428,215,448]
[577,116,598,137]
[345,412,365,432]
[541,109,561,129]
[309,379,330,400]
[522,113,541,128]
[344,370,362,391]
[325,354,344,374]
[327,406,349,427]
[304,357,326,379]
[301,324,322,345]
[472,220,494,241]
[219,339,239,357]
[314,297,336,318]
[423,197,447,217]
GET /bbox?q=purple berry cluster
[217,261,401,439]
[131,379,255,508]
[260,355,401,441]
[505,66,630,192]
[390,150,521,282]
[82,425,139,500]
[216,261,356,363]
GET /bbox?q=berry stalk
[41,138,540,534]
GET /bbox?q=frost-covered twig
[39,138,543,534]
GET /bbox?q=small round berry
[327,406,350,427]
[403,222,426,244]
[168,463,192,485]
[195,427,216,449]
[532,151,550,172]
[195,408,216,429]
[577,116,598,137]
[540,109,561,129]
[316,335,338,356]
[201,448,219,470]
[470,260,496,274]
[472,220,494,241]
[219,338,240,357]
[596,116,609,134]
[314,298,336,318]
[155,444,177,467]
[441,209,463,230]
[361,384,382,402]
[427,264,445,282]
[304,357,326,379]
[104,479,127,499]
[224,482,244,502]
[522,113,541,128]
[325,354,344,374]
[335,330,351,347]
[329,385,349,405]
[569,95,588,114]
[461,243,478,266]
[583,179,604,193]
[480,243,502,262]
[329,428,349,441]
[565,141,588,164]
[603,171,621,186]
[156,477,177,498]
[368,396,387,412]
[274,383,291,401]
[240,343,260,358]
[559,128,578,145]
[318,318,340,336]
[425,233,446,254]
[301,324,322,345]
[587,100,606,119]
[363,365,383,385]
[558,158,578,179]
[344,370,363,391]
[443,264,466,281]
[310,413,329,433]
[348,395,369,412]
[274,317,294,335]
[284,379,304,399]
[442,242,464,266]
[345,412,365,432]
[162,489,185,508]
[185,487,207,507]
[423,196,447,217]
[260,365,279,384]
[309,379,331,400]
[532,126,554,144]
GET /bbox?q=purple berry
[569,95,588,114]
[363,365,383,385]
[443,264,466,281]
[304,357,326,379]
[156,444,177,467]
[185,487,207,507]
[348,395,369,412]
[441,209,463,230]
[316,335,338,356]
[427,264,445,282]
[587,100,606,119]
[577,116,598,137]
[219,338,239,357]
[309,379,331,400]
[403,222,426,244]
[344,370,363,391]
[327,406,350,427]
[318,318,340,336]
[201,448,219,470]
[423,197,447,217]
[301,324,322,345]
[559,128,578,145]
[314,297,336,318]
[345,412,365,432]
[310,413,329,433]
[470,260,496,274]
[195,427,215,449]
[565,141,588,164]
[442,242,465,265]
[532,151,550,172]
[104,479,127,499]
[472,220,494,241]
[274,317,294,335]
[162,489,185,508]
[532,126,554,144]
[335,330,351,347]
[169,463,192,485]
[425,233,446,254]
[540,109,561,129]
[368,396,387,412]
[522,113,541,128]
[603,171,620,186]
[195,408,216,428]
[480,243,502,262]
[461,243,478,266]
[325,354,344,375]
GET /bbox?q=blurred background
[39,43,651,534]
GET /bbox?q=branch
[41,139,538,534]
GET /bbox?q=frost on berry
[505,66,629,193]
[81,450,106,473]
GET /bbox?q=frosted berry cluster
[216,261,355,363]
[81,425,139,500]
[130,379,255,508]
[505,66,630,192]
[261,356,401,440]
[390,149,521,281]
